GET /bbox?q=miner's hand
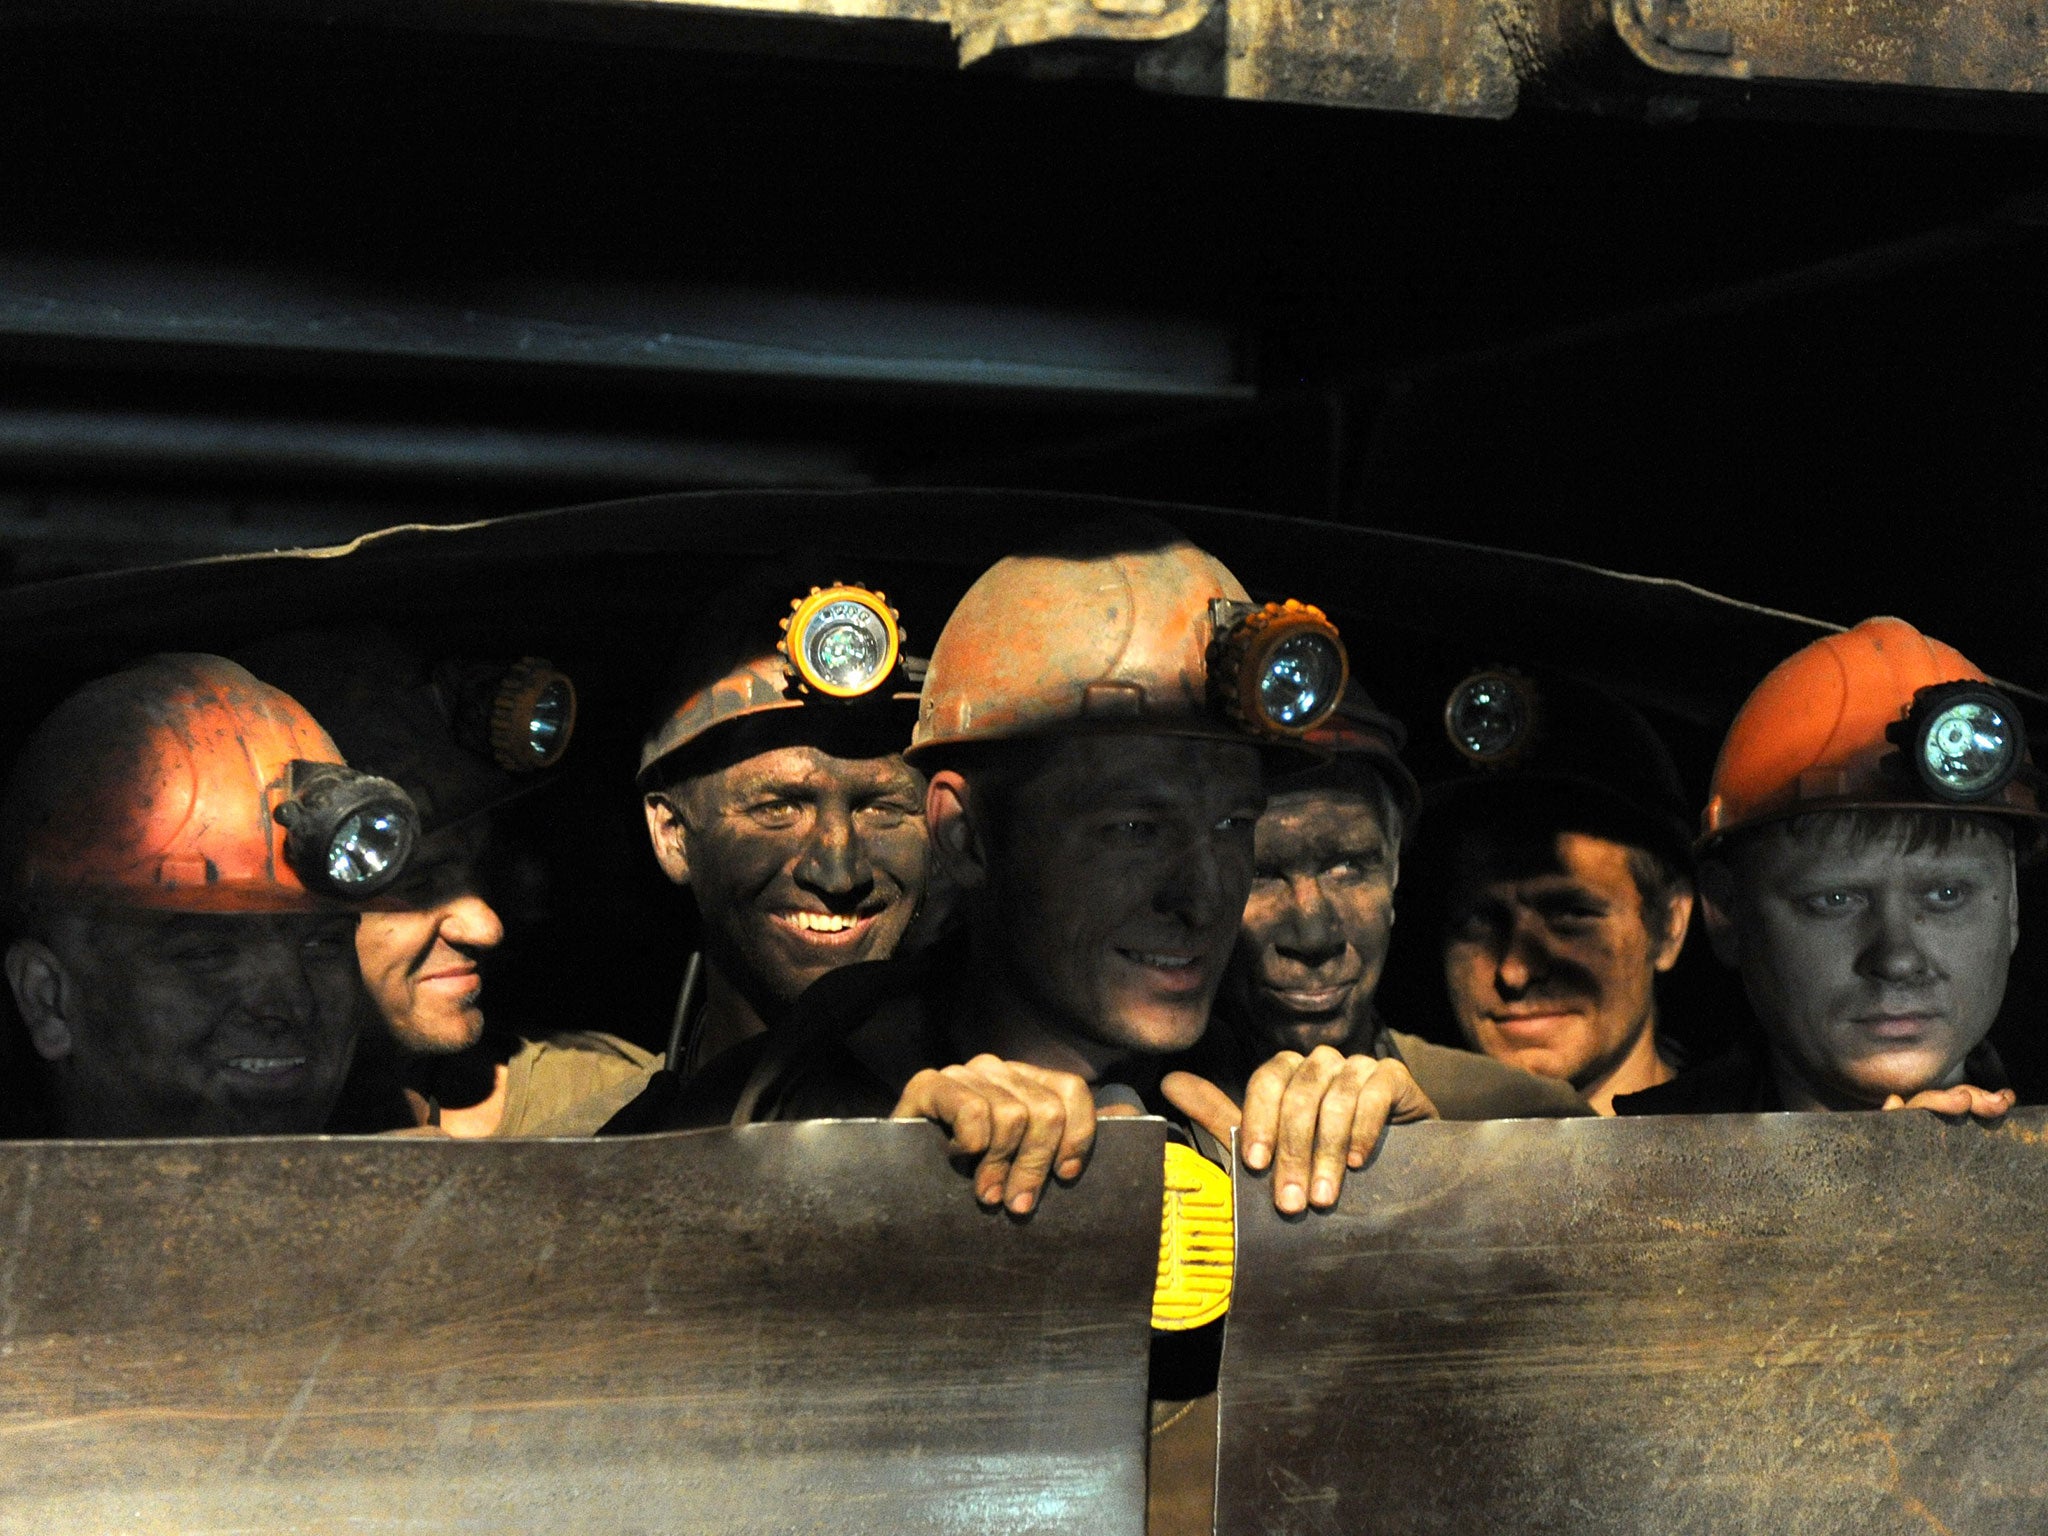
[1184,1046,1437,1214]
[1881,1083,2015,1120]
[893,1055,1097,1215]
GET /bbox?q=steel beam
[1219,1110,2048,1535]
[0,258,1250,404]
[0,1119,1166,1535]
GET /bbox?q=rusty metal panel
[952,0,1212,65]
[1218,1110,2048,1534]
[640,0,948,22]
[1608,0,2048,91]
[0,1118,1166,1535]
[1223,0,1520,118]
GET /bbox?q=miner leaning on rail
[1621,616,2041,1119]
[641,520,1434,1218]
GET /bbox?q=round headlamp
[488,658,577,773]
[1214,600,1347,737]
[275,762,420,900]
[1894,681,2024,804]
[1445,670,1535,767]
[780,585,903,700]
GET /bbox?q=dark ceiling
[0,15,2043,671]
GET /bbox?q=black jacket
[1615,1037,2013,1115]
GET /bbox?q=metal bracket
[1632,0,1733,56]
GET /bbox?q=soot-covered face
[964,734,1264,1059]
[14,906,362,1137]
[650,744,930,1020]
[1229,785,1397,1055]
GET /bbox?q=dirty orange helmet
[0,654,421,913]
[906,520,1346,762]
[639,578,923,792]
[1701,616,2047,848]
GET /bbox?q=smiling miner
[639,569,933,1083]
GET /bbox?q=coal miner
[668,522,1435,1220]
[635,572,933,1085]
[1179,679,1591,1121]
[1402,669,1698,1114]
[245,629,658,1137]
[0,654,419,1138]
[1620,617,2038,1118]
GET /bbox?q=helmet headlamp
[275,762,420,900]
[443,657,578,774]
[1890,681,2025,804]
[1445,670,1536,767]
[488,659,577,773]
[1211,600,1347,737]
[780,585,903,700]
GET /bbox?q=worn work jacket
[615,941,1187,1131]
[617,940,1594,1132]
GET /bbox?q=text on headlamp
[780,585,903,700]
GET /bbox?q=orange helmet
[906,520,1346,762]
[639,581,922,791]
[0,654,420,913]
[1701,616,2047,848]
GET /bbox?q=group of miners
[0,519,2034,1199]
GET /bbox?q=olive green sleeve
[495,1033,665,1137]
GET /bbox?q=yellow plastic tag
[1152,1140,1234,1331]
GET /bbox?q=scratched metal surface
[0,1118,1165,1535]
[1606,0,2048,92]
[1218,1110,2048,1535]
[1224,0,1520,120]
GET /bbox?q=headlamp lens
[525,679,572,763]
[1917,694,2019,801]
[276,762,420,900]
[483,660,576,773]
[326,805,413,888]
[1446,673,1527,763]
[783,585,902,699]
[805,600,889,692]
[1260,632,1344,730]
[1216,600,1347,737]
